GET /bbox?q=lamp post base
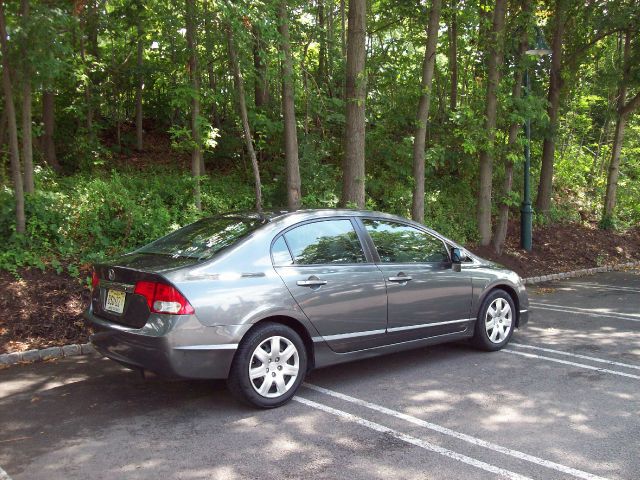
[521,202,533,252]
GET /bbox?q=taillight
[133,281,195,315]
[92,270,100,289]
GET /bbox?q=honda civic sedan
[85,209,529,408]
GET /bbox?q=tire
[227,322,307,408]
[471,289,516,351]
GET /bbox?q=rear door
[360,218,473,341]
[273,218,388,353]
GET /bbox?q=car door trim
[313,317,473,342]
[313,328,387,342]
[387,317,473,333]
[174,344,239,350]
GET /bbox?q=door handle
[388,275,412,282]
[297,277,328,287]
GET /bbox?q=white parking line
[303,384,610,480]
[502,349,640,380]
[510,343,640,371]
[294,396,535,480]
[562,283,640,294]
[0,466,12,480]
[530,303,640,323]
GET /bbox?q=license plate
[105,289,126,314]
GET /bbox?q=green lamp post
[521,27,552,252]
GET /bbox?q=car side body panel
[86,209,529,379]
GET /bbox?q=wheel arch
[480,283,521,327]
[239,315,316,371]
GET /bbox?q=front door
[273,218,387,353]
[360,218,473,342]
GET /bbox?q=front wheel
[227,322,307,408]
[471,289,516,351]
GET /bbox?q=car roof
[222,208,413,223]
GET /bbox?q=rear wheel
[471,289,515,351]
[227,322,307,408]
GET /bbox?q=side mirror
[451,247,462,272]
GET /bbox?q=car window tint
[363,219,448,263]
[136,216,264,261]
[284,220,365,265]
[271,236,293,265]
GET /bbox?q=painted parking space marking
[294,396,535,480]
[530,303,640,323]
[510,343,640,371]
[502,349,640,380]
[561,283,640,294]
[303,384,610,480]
[0,466,12,480]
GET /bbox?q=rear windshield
[136,216,264,261]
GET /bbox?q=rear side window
[363,219,448,263]
[271,236,294,265]
[283,220,365,265]
[137,216,264,261]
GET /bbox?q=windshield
[136,216,265,261]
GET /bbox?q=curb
[1,261,638,368]
[0,342,95,368]
[522,260,640,285]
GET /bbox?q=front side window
[283,220,366,265]
[363,219,448,264]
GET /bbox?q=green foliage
[0,167,256,273]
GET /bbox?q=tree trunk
[204,2,221,131]
[602,30,639,226]
[79,25,94,135]
[21,0,34,194]
[0,0,26,233]
[341,0,367,208]
[535,0,565,215]
[185,0,201,210]
[317,0,327,88]
[135,8,144,151]
[477,0,507,246]
[447,0,458,111]
[411,0,442,223]
[340,0,346,58]
[227,23,263,212]
[279,1,301,210]
[602,115,626,224]
[42,90,60,171]
[491,1,529,254]
[253,25,269,109]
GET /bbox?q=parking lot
[1,270,639,480]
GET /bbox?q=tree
[135,1,144,152]
[185,0,201,210]
[278,0,301,210]
[535,0,565,216]
[341,0,366,208]
[0,0,26,233]
[602,29,640,227]
[477,0,507,246]
[411,0,441,223]
[447,0,458,111]
[252,24,269,109]
[492,0,530,254]
[226,18,262,212]
[20,0,34,194]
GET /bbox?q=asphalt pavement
[1,270,639,480]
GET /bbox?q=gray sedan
[85,209,529,408]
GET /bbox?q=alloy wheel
[249,336,300,398]
[485,297,513,344]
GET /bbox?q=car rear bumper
[85,308,248,379]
